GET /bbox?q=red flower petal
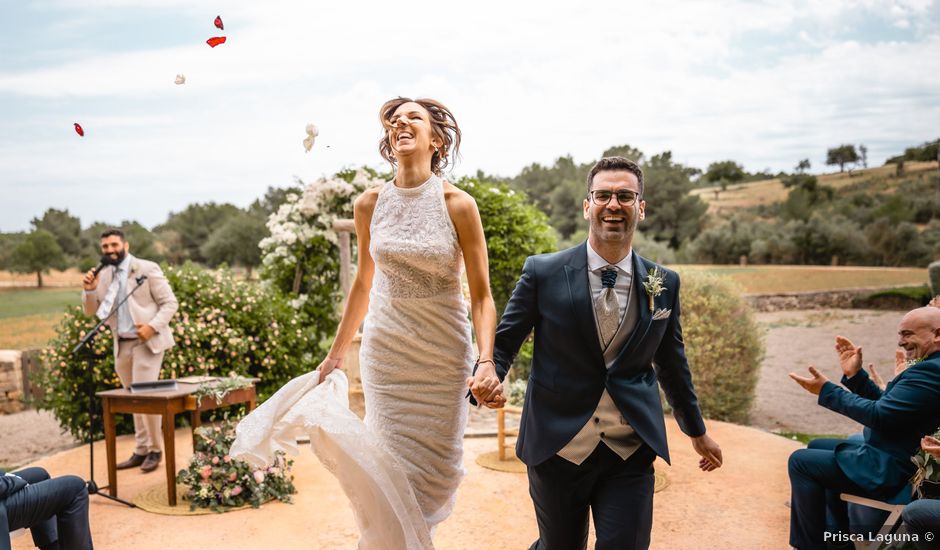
[214,16,223,30]
[74,123,84,137]
[207,36,226,48]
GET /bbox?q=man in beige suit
[82,228,178,473]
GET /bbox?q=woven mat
[475,451,671,492]
[132,483,262,516]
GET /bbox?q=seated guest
[903,434,940,550]
[1,467,93,550]
[787,307,940,549]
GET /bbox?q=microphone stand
[72,273,149,508]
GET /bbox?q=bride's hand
[318,356,344,383]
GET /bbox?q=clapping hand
[922,435,940,459]
[789,366,829,395]
[834,336,863,378]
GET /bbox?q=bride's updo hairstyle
[378,97,461,176]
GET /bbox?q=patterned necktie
[595,267,619,347]
[96,267,121,321]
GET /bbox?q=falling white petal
[175,74,186,85]
[303,123,318,152]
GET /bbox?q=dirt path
[0,409,80,468]
[749,308,905,436]
[12,420,799,550]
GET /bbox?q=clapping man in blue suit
[789,307,940,549]
[469,156,723,550]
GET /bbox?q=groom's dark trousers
[528,443,657,550]
[486,243,707,550]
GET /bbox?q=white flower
[175,74,186,85]
[288,294,307,309]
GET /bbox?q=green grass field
[0,264,930,350]
[0,288,79,349]
[673,265,927,294]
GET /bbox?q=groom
[470,157,723,549]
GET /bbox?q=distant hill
[692,161,939,216]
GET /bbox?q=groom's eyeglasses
[589,190,640,206]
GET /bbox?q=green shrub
[930,261,940,296]
[35,263,318,441]
[675,271,763,423]
[455,177,558,314]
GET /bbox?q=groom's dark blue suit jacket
[491,242,707,467]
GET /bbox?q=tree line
[2,138,938,286]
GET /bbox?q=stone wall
[0,350,25,414]
[745,287,924,312]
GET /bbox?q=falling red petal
[74,123,84,137]
[207,36,226,48]
[214,16,224,30]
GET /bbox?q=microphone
[135,274,148,285]
[91,255,114,277]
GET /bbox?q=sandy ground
[4,307,912,548]
[0,409,81,468]
[12,418,799,550]
[749,309,906,436]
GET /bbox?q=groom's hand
[691,434,722,472]
[467,362,501,406]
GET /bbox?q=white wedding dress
[231,174,473,550]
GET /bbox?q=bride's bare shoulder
[355,187,381,215]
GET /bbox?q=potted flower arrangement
[177,419,296,512]
[911,428,940,500]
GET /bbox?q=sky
[1,0,939,232]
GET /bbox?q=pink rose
[229,472,237,481]
[223,455,232,463]
[212,456,220,465]
[253,470,265,484]
[200,465,212,481]
[231,485,242,496]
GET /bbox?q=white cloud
[1,0,938,230]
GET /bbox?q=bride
[231,97,505,548]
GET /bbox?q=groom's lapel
[564,243,605,369]
[611,253,655,368]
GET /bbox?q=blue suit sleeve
[841,368,884,400]
[817,370,932,431]
[492,257,539,381]
[653,274,707,438]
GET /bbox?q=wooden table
[96,383,257,506]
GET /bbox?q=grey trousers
[115,338,164,455]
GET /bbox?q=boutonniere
[130,261,140,274]
[642,267,666,313]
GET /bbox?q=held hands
[922,435,940,459]
[691,434,722,472]
[466,361,506,409]
[82,268,99,290]
[788,366,829,395]
[834,336,862,378]
[317,356,344,384]
[135,324,156,342]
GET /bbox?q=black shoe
[140,451,162,473]
[115,453,147,470]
